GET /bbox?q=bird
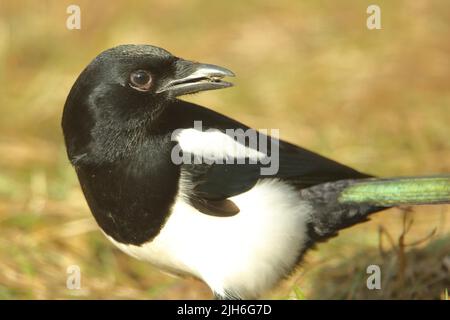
[62,44,450,300]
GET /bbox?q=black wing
[163,100,372,216]
[182,140,370,216]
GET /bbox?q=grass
[0,0,449,299]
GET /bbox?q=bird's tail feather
[339,175,450,206]
[302,175,450,241]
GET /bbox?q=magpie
[62,44,450,300]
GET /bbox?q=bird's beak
[157,59,235,96]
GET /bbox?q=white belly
[105,179,311,299]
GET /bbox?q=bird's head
[62,44,234,163]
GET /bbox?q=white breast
[106,178,312,299]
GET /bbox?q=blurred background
[0,0,449,299]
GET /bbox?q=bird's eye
[129,70,152,91]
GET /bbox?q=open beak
[157,59,235,97]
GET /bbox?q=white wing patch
[174,128,266,162]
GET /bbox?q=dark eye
[129,70,152,91]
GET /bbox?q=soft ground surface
[0,0,449,299]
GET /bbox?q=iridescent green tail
[299,175,450,240]
[339,175,450,206]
